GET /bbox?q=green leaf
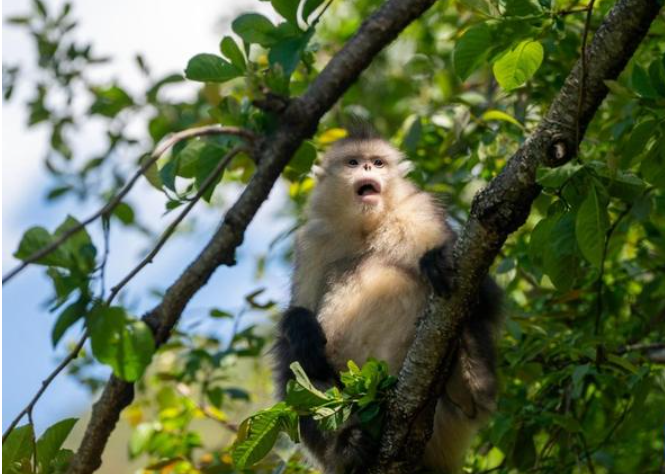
[14,216,96,273]
[453,23,492,81]
[632,64,657,98]
[36,418,77,471]
[233,404,292,468]
[52,299,87,346]
[113,202,135,225]
[503,0,542,16]
[640,140,665,188]
[286,141,317,177]
[290,362,329,400]
[536,163,582,188]
[220,36,247,71]
[185,54,242,83]
[285,379,331,412]
[302,0,325,22]
[543,213,579,291]
[3,424,34,473]
[272,0,300,25]
[54,216,97,273]
[15,227,70,268]
[87,306,155,382]
[89,85,133,118]
[481,109,523,128]
[269,30,313,77]
[493,40,543,91]
[232,13,277,47]
[575,186,609,267]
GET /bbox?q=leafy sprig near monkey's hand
[232,359,396,469]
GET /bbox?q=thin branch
[106,145,247,305]
[2,126,255,284]
[2,332,88,442]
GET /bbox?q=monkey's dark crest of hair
[343,115,382,141]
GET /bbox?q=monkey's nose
[363,163,371,171]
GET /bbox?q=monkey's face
[317,139,409,213]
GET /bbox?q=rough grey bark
[369,0,662,472]
[65,0,439,473]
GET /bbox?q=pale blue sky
[2,0,291,434]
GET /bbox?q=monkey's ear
[397,159,414,177]
[312,164,326,181]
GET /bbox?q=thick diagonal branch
[66,0,438,472]
[370,0,662,472]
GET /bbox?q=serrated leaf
[220,36,246,71]
[575,186,609,267]
[185,54,242,83]
[36,418,77,471]
[3,424,34,473]
[453,23,492,81]
[232,13,277,47]
[493,40,543,91]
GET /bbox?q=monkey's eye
[347,159,359,167]
[374,159,384,167]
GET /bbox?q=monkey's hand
[330,424,379,474]
[420,243,456,296]
[278,306,336,383]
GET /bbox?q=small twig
[575,0,597,155]
[106,146,246,305]
[558,6,591,16]
[2,332,88,442]
[2,126,255,284]
[28,410,38,470]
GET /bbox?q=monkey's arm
[273,306,336,398]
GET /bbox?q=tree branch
[66,0,438,472]
[370,0,662,472]
[2,126,255,284]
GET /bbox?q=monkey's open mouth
[354,179,381,203]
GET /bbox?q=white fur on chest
[317,258,429,375]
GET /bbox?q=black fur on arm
[272,306,337,399]
[272,307,379,471]
[419,241,456,296]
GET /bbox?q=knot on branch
[543,134,575,167]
